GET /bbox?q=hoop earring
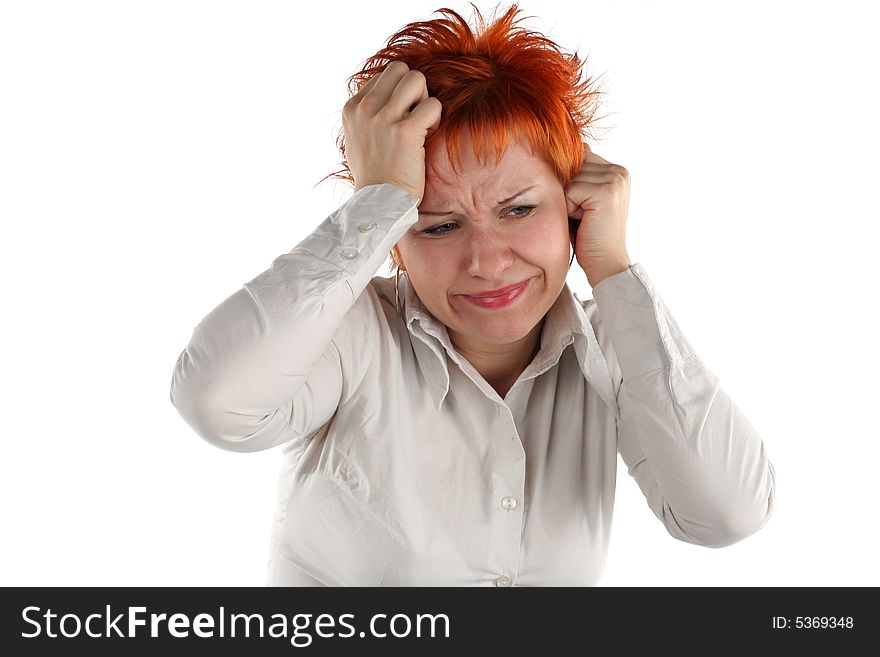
[395,265,402,315]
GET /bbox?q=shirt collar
[400,273,620,419]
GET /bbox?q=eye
[422,205,536,235]
[507,205,536,217]
[423,222,457,235]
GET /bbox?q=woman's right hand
[342,60,442,203]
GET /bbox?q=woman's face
[394,130,571,353]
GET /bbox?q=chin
[462,311,541,344]
[441,273,559,339]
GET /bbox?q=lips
[463,279,531,298]
[460,278,531,310]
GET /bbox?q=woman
[170,3,776,586]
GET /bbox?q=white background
[2,0,878,586]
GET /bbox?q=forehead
[424,130,547,194]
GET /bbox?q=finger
[564,187,594,215]
[572,164,616,175]
[564,178,609,215]
[408,95,442,133]
[584,150,611,165]
[362,60,409,107]
[353,70,383,103]
[567,172,620,185]
[388,69,431,118]
[358,73,380,93]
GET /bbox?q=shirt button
[494,575,512,587]
[501,496,518,511]
[357,221,377,232]
[340,247,359,260]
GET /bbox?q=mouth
[460,277,532,310]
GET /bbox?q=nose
[464,226,516,280]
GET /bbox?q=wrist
[582,257,632,288]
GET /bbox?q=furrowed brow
[418,185,538,216]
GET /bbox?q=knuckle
[388,121,407,138]
[360,95,382,114]
[396,122,417,138]
[375,102,395,120]
[345,90,368,110]
[389,60,409,74]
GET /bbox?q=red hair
[317,2,610,268]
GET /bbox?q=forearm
[582,255,632,288]
[591,263,776,547]
[170,183,419,450]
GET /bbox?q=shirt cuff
[590,262,696,381]
[290,183,420,298]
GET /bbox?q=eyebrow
[417,185,539,216]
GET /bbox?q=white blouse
[170,182,776,587]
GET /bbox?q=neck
[450,317,544,396]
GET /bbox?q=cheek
[401,248,458,309]
[400,241,454,281]
[528,214,570,255]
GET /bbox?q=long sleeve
[590,263,776,548]
[170,183,420,453]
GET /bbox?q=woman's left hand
[565,145,633,286]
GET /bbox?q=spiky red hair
[318,2,609,269]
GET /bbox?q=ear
[392,244,406,271]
